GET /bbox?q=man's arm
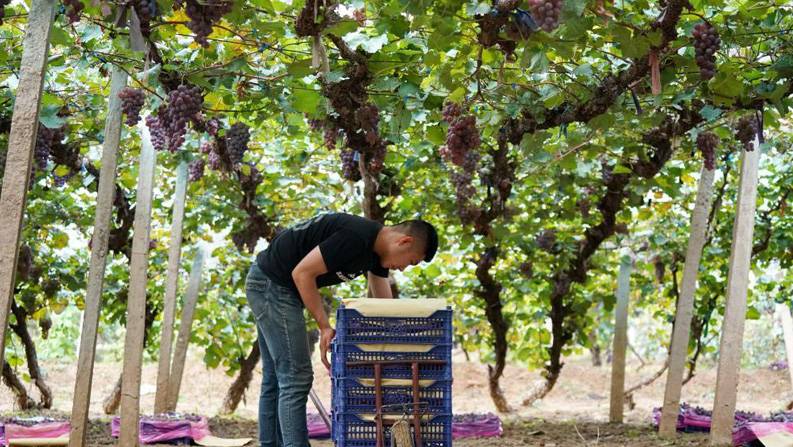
[292,246,334,369]
[367,272,393,298]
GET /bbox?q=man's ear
[397,235,414,246]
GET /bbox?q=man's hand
[320,326,336,370]
[292,246,336,369]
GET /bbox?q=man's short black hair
[391,219,438,262]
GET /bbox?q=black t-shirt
[255,213,389,294]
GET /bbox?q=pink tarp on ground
[111,414,210,444]
[653,403,793,446]
[452,413,503,439]
[1,411,501,445]
[0,420,70,446]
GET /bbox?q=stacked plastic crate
[331,299,453,447]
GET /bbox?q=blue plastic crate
[332,343,452,381]
[335,307,453,345]
[333,413,452,447]
[332,377,452,415]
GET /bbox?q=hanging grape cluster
[118,88,145,126]
[696,131,719,170]
[440,104,481,167]
[188,158,205,182]
[132,0,157,35]
[200,141,214,154]
[62,0,84,23]
[176,0,234,47]
[146,111,168,152]
[207,150,222,170]
[166,85,203,151]
[440,102,484,225]
[693,22,720,80]
[527,0,563,32]
[34,126,65,172]
[735,115,758,151]
[340,150,360,181]
[206,117,220,136]
[146,85,203,152]
[226,122,251,165]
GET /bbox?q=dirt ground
[2,348,791,446]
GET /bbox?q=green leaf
[745,306,761,320]
[49,26,71,46]
[344,32,389,53]
[613,164,632,174]
[251,0,275,12]
[287,59,313,77]
[292,89,321,114]
[54,165,71,177]
[80,24,103,43]
[427,125,446,145]
[324,20,358,36]
[39,105,66,128]
[447,87,466,103]
[699,105,723,122]
[710,68,745,98]
[424,264,441,279]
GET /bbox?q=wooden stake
[154,161,188,413]
[68,67,128,447]
[0,0,55,371]
[709,140,761,446]
[609,254,633,423]
[659,166,716,437]
[166,248,206,410]
[118,118,158,447]
[776,303,793,392]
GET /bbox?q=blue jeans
[246,263,313,447]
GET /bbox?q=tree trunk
[476,246,511,413]
[9,300,52,408]
[2,360,36,409]
[102,374,123,415]
[220,343,261,414]
[589,340,602,367]
[523,108,703,407]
